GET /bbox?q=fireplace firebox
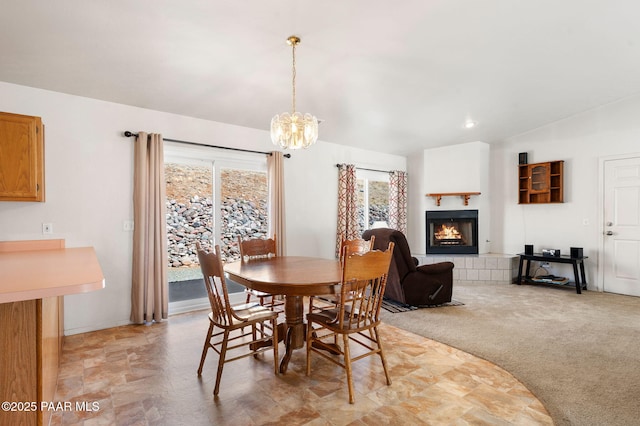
[426,210,478,254]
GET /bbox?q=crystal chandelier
[271,35,319,149]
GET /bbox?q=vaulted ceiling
[2,1,640,155]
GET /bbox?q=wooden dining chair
[312,235,376,310]
[195,243,279,396]
[237,235,285,313]
[305,242,394,403]
[340,235,375,262]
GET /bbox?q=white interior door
[603,156,640,296]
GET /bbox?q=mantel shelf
[426,192,481,206]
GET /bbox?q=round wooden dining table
[224,256,341,373]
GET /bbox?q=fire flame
[435,224,462,240]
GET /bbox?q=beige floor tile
[53,310,552,425]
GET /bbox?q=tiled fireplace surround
[415,253,519,284]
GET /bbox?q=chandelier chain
[291,41,296,113]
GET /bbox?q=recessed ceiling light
[464,120,477,129]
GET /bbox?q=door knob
[606,222,613,226]
[606,231,613,236]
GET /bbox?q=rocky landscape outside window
[356,170,390,232]
[164,155,268,308]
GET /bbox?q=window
[356,169,390,231]
[164,143,268,313]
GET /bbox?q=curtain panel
[268,151,286,256]
[336,164,359,257]
[131,132,169,324]
[389,170,408,235]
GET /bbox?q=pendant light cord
[291,40,297,114]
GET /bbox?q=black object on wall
[519,152,528,164]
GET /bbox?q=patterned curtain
[388,170,408,235]
[336,164,359,257]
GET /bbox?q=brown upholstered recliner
[362,228,454,306]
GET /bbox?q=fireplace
[426,210,478,254]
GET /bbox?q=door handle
[606,231,613,236]
[606,222,613,226]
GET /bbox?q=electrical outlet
[42,223,53,234]
[123,221,134,231]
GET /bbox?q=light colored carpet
[381,281,640,426]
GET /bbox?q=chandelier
[270,35,319,149]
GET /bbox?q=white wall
[491,94,640,288]
[407,150,427,253]
[405,95,640,291]
[0,82,405,334]
[284,142,405,258]
[408,141,491,254]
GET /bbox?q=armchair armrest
[416,261,454,275]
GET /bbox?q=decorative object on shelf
[524,244,534,255]
[519,152,528,164]
[426,192,481,206]
[530,275,569,285]
[570,247,584,258]
[271,35,319,150]
[542,249,561,257]
[518,160,564,204]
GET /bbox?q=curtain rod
[335,163,394,173]
[123,131,291,158]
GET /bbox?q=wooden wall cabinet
[0,111,45,202]
[519,160,564,204]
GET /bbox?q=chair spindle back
[196,242,232,326]
[340,235,375,263]
[337,242,394,330]
[238,235,277,260]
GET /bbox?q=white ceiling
[2,0,640,155]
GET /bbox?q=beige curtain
[131,132,168,324]
[389,170,408,234]
[336,164,359,257]
[268,151,286,256]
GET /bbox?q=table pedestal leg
[280,296,304,374]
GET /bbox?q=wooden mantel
[426,192,481,206]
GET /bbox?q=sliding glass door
[164,143,268,313]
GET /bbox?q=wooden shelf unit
[518,160,564,204]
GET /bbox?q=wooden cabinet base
[0,297,61,426]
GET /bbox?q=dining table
[224,256,341,373]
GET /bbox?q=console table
[516,253,588,294]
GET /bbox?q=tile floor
[51,310,552,425]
